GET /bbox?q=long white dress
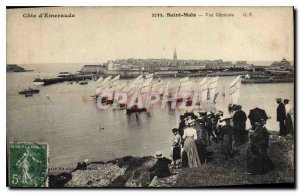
[183,127,201,168]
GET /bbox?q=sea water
[7,63,294,171]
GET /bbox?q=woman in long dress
[182,117,202,168]
[284,99,294,135]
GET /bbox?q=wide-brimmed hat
[276,98,282,101]
[155,151,163,158]
[198,111,207,117]
[172,128,179,133]
[185,117,196,126]
[283,99,290,103]
[207,112,213,116]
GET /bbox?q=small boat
[126,105,147,114]
[57,72,73,78]
[25,93,33,97]
[18,87,40,95]
[33,78,45,86]
[79,81,88,85]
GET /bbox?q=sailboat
[197,77,218,112]
[169,77,192,103]
[95,76,112,99]
[151,80,164,97]
[126,74,153,114]
[106,75,121,104]
[162,81,170,102]
[229,76,241,110]
[207,76,219,103]
[198,77,208,105]
[96,76,103,84]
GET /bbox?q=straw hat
[154,151,163,158]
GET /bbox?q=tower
[173,48,177,60]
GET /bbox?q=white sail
[179,81,192,93]
[96,76,103,84]
[145,73,154,79]
[144,77,153,84]
[199,78,208,102]
[110,75,120,88]
[162,81,170,98]
[134,75,143,82]
[95,86,102,96]
[177,81,192,99]
[97,76,111,88]
[151,81,163,95]
[179,77,189,83]
[208,76,218,100]
[116,82,127,91]
[141,84,151,94]
[229,76,241,105]
[95,76,111,96]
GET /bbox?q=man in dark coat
[149,151,172,179]
[276,98,287,136]
[232,105,248,146]
[248,107,268,129]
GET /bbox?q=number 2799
[152,13,164,17]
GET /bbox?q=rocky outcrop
[65,163,126,187]
[49,156,159,188]
[7,64,26,72]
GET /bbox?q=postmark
[8,142,48,187]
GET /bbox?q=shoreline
[48,132,294,188]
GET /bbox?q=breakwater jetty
[241,77,294,84]
[33,75,93,86]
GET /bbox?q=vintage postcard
[6,6,294,188]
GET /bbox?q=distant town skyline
[7,7,293,64]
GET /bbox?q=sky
[7,6,294,64]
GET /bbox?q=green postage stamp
[8,142,48,187]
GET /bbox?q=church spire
[173,48,177,60]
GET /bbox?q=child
[172,128,182,168]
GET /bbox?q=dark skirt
[285,113,294,135]
[172,146,181,161]
[246,144,275,175]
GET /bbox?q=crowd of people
[149,99,294,179]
